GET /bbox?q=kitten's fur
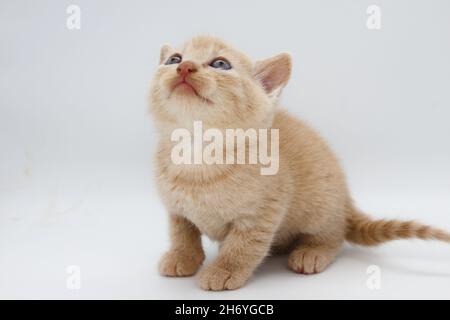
[150,36,450,291]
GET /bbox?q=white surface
[1,0,450,299]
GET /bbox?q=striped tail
[345,208,450,246]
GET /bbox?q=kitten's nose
[177,61,197,78]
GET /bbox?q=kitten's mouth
[171,79,212,104]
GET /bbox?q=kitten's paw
[198,264,250,291]
[288,245,338,274]
[159,250,204,277]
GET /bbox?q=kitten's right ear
[159,44,173,64]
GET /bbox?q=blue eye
[165,54,182,65]
[209,58,232,70]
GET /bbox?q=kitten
[149,35,450,291]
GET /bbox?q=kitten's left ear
[253,53,292,99]
[159,44,173,64]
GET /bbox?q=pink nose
[177,61,197,78]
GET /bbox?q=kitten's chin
[170,83,213,105]
[173,82,196,95]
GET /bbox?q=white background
[1,0,450,299]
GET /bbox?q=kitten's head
[150,35,291,129]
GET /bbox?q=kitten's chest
[157,167,248,241]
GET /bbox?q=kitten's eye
[165,54,182,65]
[209,58,232,70]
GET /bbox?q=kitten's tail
[345,208,450,246]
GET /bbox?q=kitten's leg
[288,234,343,274]
[159,215,205,277]
[198,214,280,291]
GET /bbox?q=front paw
[198,264,250,291]
[159,250,204,277]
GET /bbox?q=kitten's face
[150,36,291,129]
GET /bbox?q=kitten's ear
[253,53,292,99]
[159,44,173,64]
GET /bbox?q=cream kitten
[149,35,450,291]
